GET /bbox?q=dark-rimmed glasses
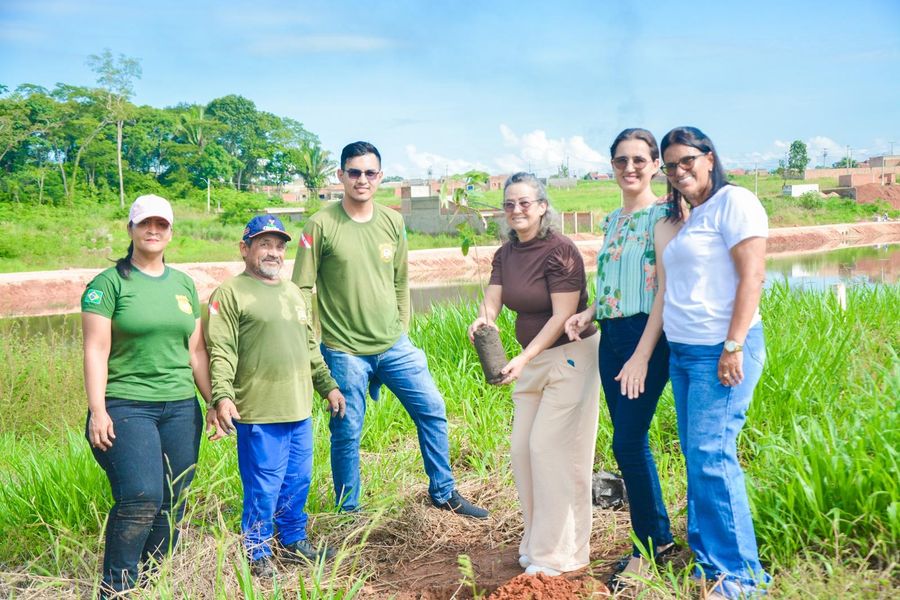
[661,154,707,176]
[611,156,650,171]
[345,168,381,181]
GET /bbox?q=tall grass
[0,285,898,597]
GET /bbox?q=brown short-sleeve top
[489,232,596,349]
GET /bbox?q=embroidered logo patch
[378,243,394,263]
[176,295,193,315]
[85,289,104,305]
[209,300,220,316]
[300,233,313,249]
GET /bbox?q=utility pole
[754,160,758,196]
[206,178,211,213]
[846,146,851,174]
[890,141,896,156]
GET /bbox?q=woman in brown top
[468,172,601,576]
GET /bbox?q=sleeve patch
[84,289,104,304]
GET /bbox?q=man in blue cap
[205,215,346,577]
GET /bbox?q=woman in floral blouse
[565,128,682,589]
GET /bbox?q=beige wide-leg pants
[511,332,600,572]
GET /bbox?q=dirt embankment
[1,222,898,319]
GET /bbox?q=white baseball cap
[129,194,174,225]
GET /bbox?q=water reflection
[765,244,898,290]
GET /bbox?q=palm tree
[295,144,336,210]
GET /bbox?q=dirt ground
[2,222,899,319]
[854,183,900,209]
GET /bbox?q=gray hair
[503,172,559,242]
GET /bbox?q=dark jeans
[599,314,674,557]
[86,397,202,595]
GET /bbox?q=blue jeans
[321,335,455,510]
[87,397,202,595]
[234,419,313,560]
[669,324,770,598]
[599,314,673,557]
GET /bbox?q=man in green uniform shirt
[206,215,346,577]
[292,141,487,519]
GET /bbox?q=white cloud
[496,124,606,176]
[402,144,488,178]
[805,135,847,166]
[723,135,852,169]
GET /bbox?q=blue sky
[2,0,898,178]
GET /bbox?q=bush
[798,191,822,210]
[217,190,274,225]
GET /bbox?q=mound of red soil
[488,572,609,599]
[854,183,900,209]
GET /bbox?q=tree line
[0,50,335,208]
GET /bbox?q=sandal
[607,544,679,591]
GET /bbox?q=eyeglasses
[661,154,707,175]
[503,200,538,212]
[611,156,650,171]
[345,169,381,181]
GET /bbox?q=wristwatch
[724,339,743,353]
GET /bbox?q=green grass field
[1,175,896,274]
[0,285,897,598]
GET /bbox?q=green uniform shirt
[291,202,409,355]
[205,272,337,424]
[81,266,200,401]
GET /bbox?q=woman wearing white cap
[81,194,213,596]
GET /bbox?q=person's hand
[564,309,593,341]
[211,399,241,439]
[326,388,346,419]
[498,354,529,385]
[206,405,227,441]
[718,350,744,387]
[467,317,498,343]
[88,409,116,451]
[614,355,649,399]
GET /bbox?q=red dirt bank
[1,222,898,318]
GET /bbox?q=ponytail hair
[115,240,135,279]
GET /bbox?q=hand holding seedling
[498,354,529,384]
[467,317,499,343]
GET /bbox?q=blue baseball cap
[242,215,292,242]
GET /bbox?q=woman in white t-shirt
[659,127,769,600]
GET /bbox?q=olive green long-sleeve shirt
[206,273,337,423]
[291,202,409,355]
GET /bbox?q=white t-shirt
[662,185,768,345]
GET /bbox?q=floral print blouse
[595,201,670,320]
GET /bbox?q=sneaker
[250,555,277,578]
[432,490,489,519]
[524,564,561,576]
[518,554,530,568]
[280,539,336,563]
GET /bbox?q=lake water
[415,243,900,309]
[3,244,897,336]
